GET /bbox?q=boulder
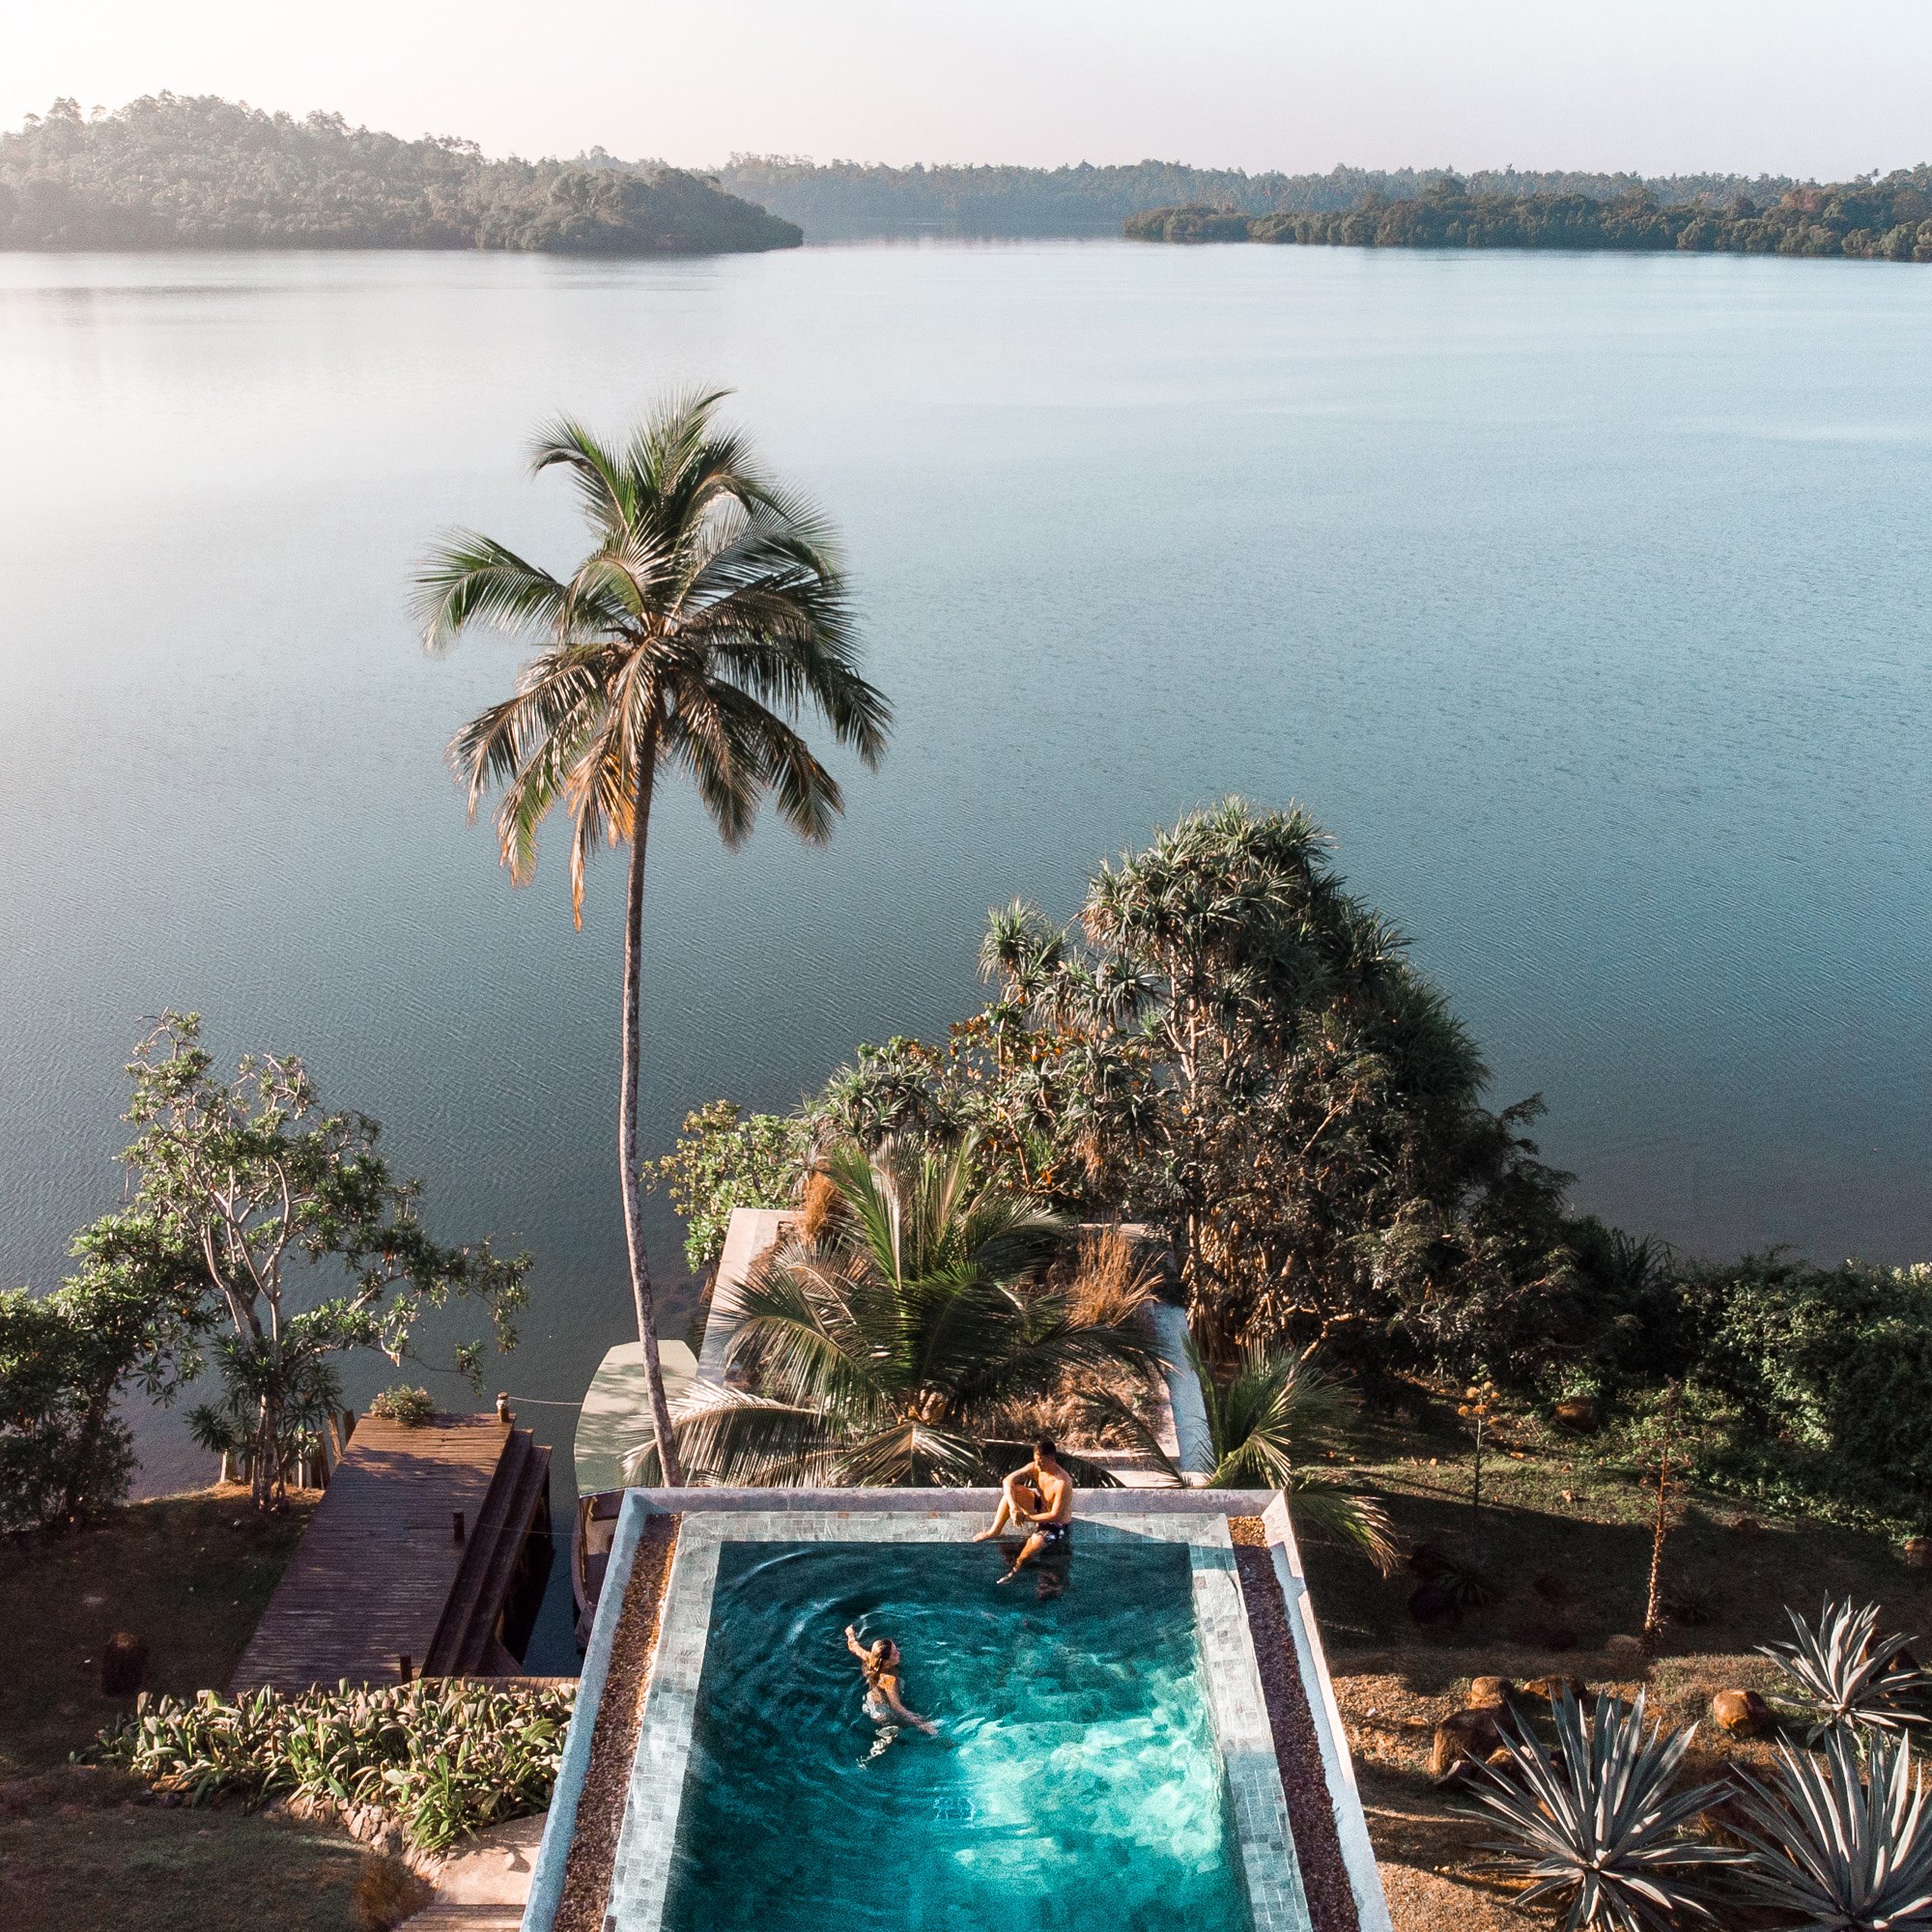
[1531,1572,1570,1603]
[1904,1537,1932,1571]
[1430,1706,1505,1778]
[1605,1634,1647,1665]
[1712,1690,1772,1737]
[1552,1396,1600,1433]
[1522,1674,1595,1711]
[1468,1676,1515,1709]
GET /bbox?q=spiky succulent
[1761,1597,1932,1745]
[1470,1690,1742,1931]
[1733,1729,1932,1928]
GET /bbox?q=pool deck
[523,1488,1391,1932]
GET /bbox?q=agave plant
[1761,1597,1932,1745]
[1734,1729,1932,1929]
[1471,1690,1742,1931]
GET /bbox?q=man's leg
[974,1473,1033,1542]
[998,1529,1046,1581]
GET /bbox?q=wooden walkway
[232,1412,551,1693]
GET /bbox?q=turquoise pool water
[652,1538,1255,1932]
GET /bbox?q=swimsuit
[1035,1520,1070,1548]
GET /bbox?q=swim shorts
[1036,1520,1071,1548]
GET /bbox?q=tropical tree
[416,393,890,1484]
[638,1136,1160,1486]
[74,1013,528,1509]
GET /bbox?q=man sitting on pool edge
[974,1435,1073,1581]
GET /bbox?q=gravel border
[1232,1518,1362,1932]
[554,1514,677,1932]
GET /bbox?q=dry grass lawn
[1298,1401,1931,1930]
[0,1488,396,1932]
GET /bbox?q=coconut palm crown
[637,1136,1162,1487]
[416,393,890,1485]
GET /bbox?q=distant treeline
[0,97,799,254]
[1124,174,1932,261]
[703,156,1804,239]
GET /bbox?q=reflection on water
[0,245,1930,1489]
[656,1540,1253,1932]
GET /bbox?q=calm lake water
[3,241,1930,1496]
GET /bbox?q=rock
[1531,1572,1570,1603]
[1732,1515,1766,1539]
[1430,1706,1505,1778]
[1552,1396,1600,1433]
[1605,1634,1646,1664]
[1712,1690,1772,1737]
[100,1633,148,1698]
[1468,1676,1515,1709]
[1522,1674,1595,1711]
[1905,1537,1932,1571]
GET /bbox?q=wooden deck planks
[232,1412,522,1693]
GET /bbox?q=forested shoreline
[1125,173,1932,260]
[706,155,1804,236]
[0,96,799,254]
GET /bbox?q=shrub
[1470,1690,1742,1930]
[1759,1597,1931,1745]
[1734,1730,1932,1930]
[96,1677,573,1853]
[368,1386,436,1428]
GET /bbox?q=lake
[2,240,1929,1497]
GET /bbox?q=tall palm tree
[415,393,890,1485]
[640,1136,1162,1486]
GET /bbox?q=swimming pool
[600,1512,1311,1932]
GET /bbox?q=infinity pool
[605,1516,1309,1932]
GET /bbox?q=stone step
[402,1906,526,1929]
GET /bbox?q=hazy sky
[11,0,1931,179]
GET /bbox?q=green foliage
[95,1678,574,1854]
[1471,1690,1741,1930]
[0,96,800,254]
[0,1287,136,1533]
[1734,1730,1932,1930]
[1120,1342,1396,1569]
[1759,1598,1931,1746]
[715,156,1820,240]
[367,1386,436,1428]
[0,1251,207,1534]
[643,1136,1159,1487]
[1127,170,1932,262]
[650,1102,810,1273]
[74,1011,528,1508]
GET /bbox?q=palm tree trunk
[619,732,685,1488]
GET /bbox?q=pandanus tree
[416,394,890,1484]
[641,1136,1161,1486]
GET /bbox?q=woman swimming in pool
[844,1624,939,1754]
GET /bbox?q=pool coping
[522,1488,1390,1932]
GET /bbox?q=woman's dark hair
[1035,1435,1059,1460]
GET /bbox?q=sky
[10,0,1932,180]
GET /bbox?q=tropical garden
[12,385,1932,1929]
